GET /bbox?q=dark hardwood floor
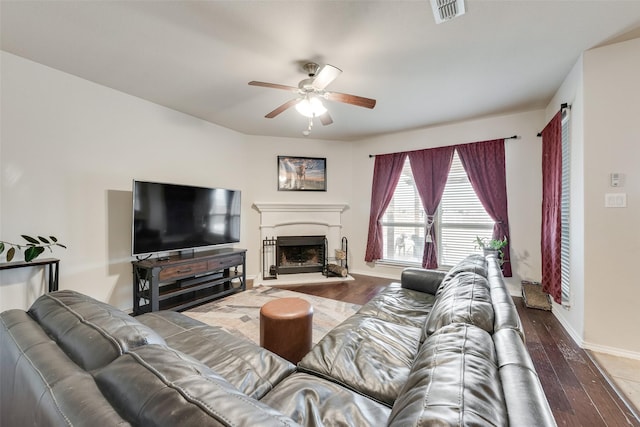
[279,273,640,427]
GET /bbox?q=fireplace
[276,235,325,275]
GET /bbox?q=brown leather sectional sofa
[0,254,556,426]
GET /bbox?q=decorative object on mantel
[521,280,552,311]
[277,156,327,191]
[0,235,66,262]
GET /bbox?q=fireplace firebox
[276,235,325,274]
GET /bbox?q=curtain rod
[537,103,571,137]
[368,135,519,158]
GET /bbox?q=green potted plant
[474,236,508,264]
[0,235,66,262]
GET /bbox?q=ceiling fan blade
[249,81,298,92]
[327,92,377,109]
[312,65,342,90]
[319,112,333,126]
[265,98,299,118]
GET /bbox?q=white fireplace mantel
[254,203,348,214]
[253,202,350,284]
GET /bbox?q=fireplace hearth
[276,235,325,275]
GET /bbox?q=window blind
[561,112,571,306]
[381,152,494,267]
[439,151,493,266]
[381,158,425,263]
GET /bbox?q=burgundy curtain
[541,112,563,303]
[457,139,513,277]
[408,146,455,269]
[364,152,408,262]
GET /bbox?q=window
[439,151,494,266]
[381,151,494,266]
[561,111,570,305]
[380,159,425,264]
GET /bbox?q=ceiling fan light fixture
[295,96,327,118]
[430,0,465,24]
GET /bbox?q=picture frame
[277,156,327,191]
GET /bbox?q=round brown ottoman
[260,297,313,364]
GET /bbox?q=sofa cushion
[28,290,166,371]
[400,267,446,294]
[424,271,494,338]
[493,328,556,427]
[94,344,300,427]
[355,283,436,329]
[137,310,295,399]
[261,372,391,426]
[1,310,131,426]
[487,257,525,340]
[442,253,488,280]
[388,323,507,427]
[298,313,422,406]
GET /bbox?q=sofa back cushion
[442,253,488,283]
[486,257,525,340]
[493,328,556,427]
[1,310,131,426]
[28,290,165,371]
[94,344,299,427]
[388,323,507,427]
[423,272,494,339]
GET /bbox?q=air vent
[430,0,465,24]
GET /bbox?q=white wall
[348,110,546,294]
[582,38,640,357]
[0,52,352,311]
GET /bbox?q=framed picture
[278,156,327,191]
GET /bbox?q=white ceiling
[2,1,640,141]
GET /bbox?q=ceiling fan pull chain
[303,117,313,136]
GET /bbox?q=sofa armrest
[401,268,446,295]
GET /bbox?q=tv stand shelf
[132,248,246,315]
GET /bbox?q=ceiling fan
[249,62,376,135]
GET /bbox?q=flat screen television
[132,180,241,256]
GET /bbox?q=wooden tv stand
[132,248,246,315]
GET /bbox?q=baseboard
[551,305,585,348]
[583,342,640,361]
[348,268,402,281]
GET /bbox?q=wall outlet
[605,193,627,208]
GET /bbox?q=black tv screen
[132,180,241,256]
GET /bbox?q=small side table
[0,258,59,292]
[260,297,313,364]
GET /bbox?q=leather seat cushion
[28,290,165,371]
[298,313,422,406]
[356,283,436,329]
[388,323,507,427]
[94,344,299,427]
[137,311,295,400]
[261,372,391,425]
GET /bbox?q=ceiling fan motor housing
[302,62,320,77]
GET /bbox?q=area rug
[522,283,552,311]
[184,285,361,345]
